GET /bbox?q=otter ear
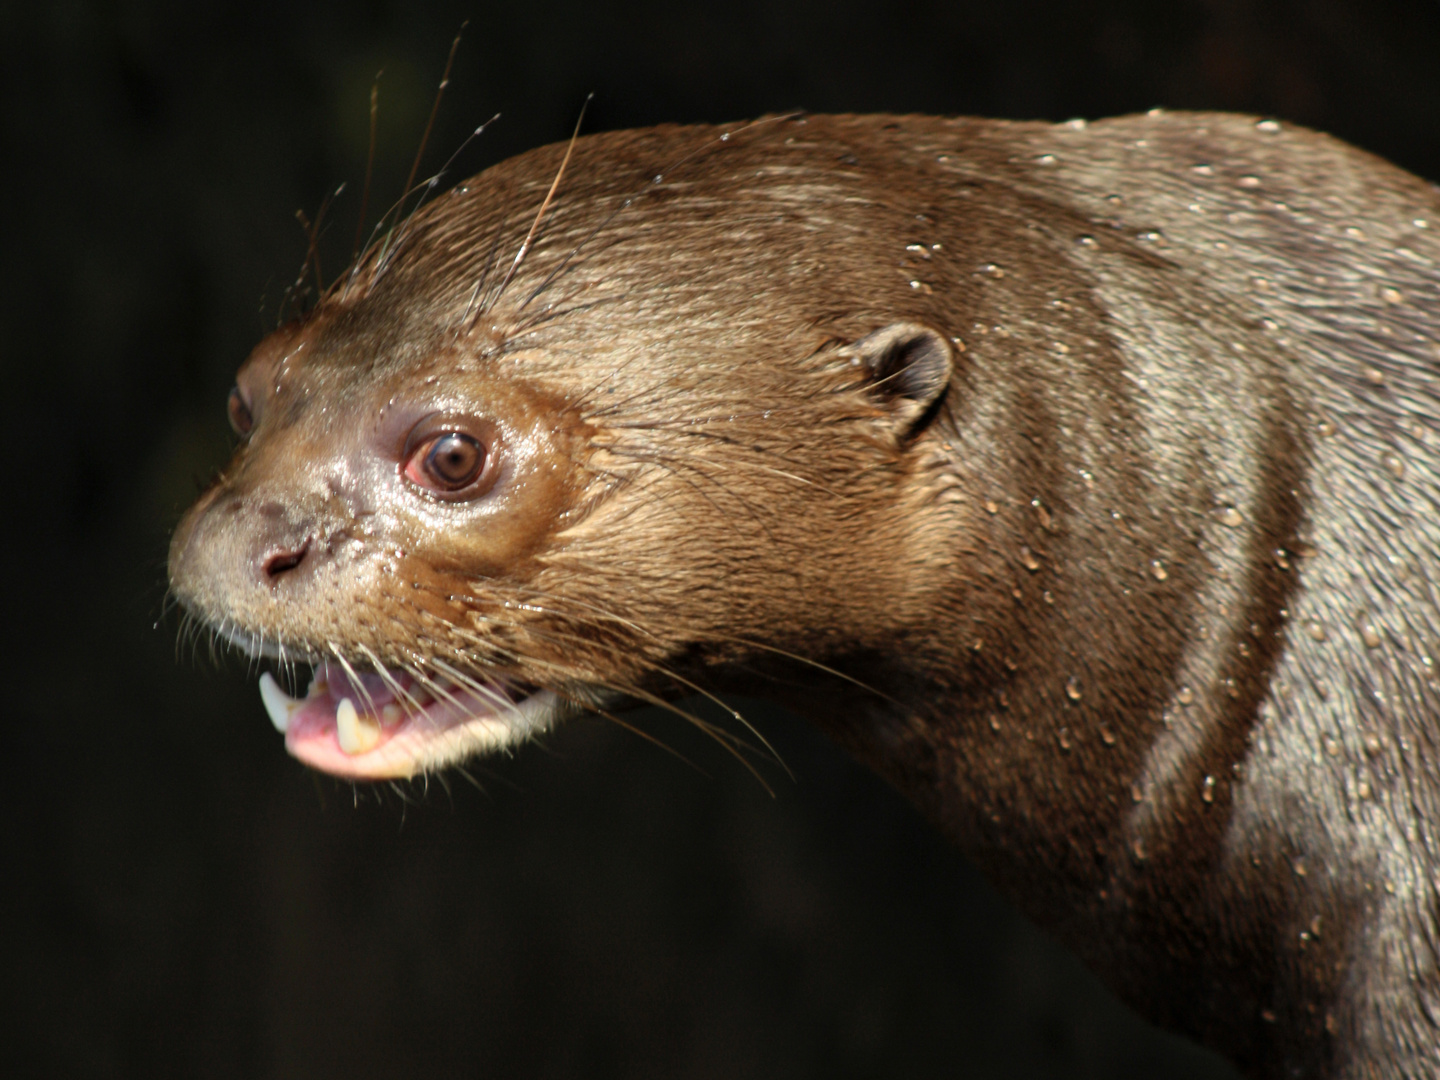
[846,321,954,439]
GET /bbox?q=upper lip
[219,623,322,663]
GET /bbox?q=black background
[3,2,1439,1077]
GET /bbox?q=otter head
[169,120,971,779]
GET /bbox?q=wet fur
[169,113,1440,1078]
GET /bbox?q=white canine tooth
[335,696,381,755]
[380,703,404,727]
[259,672,302,734]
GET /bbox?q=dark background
[3,1,1439,1077]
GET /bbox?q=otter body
[169,113,1440,1077]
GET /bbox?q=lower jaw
[258,665,559,780]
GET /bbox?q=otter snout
[168,475,340,654]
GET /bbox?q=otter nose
[249,499,314,586]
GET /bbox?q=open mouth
[257,661,558,779]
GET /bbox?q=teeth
[380,703,404,727]
[335,696,381,755]
[259,672,304,734]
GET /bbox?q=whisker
[350,73,382,272]
[492,94,592,306]
[592,707,709,777]
[460,213,512,328]
[328,644,380,718]
[402,25,466,207]
[428,655,531,728]
[355,643,427,715]
[509,110,803,315]
[653,668,791,779]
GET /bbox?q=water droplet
[1274,549,1291,570]
[1032,498,1052,529]
[1216,506,1244,527]
[1065,676,1082,701]
[1238,175,1261,188]
[1057,728,1072,750]
[979,263,1005,278]
[1382,287,1404,305]
[989,714,1002,731]
[1042,590,1055,604]
[1192,164,1214,176]
[1064,118,1087,130]
[1364,366,1386,385]
[1020,546,1041,571]
[1383,453,1406,480]
[1131,838,1147,861]
[1415,218,1429,229]
[1256,119,1282,133]
[1137,230,1162,242]
[1293,859,1308,877]
[905,242,932,259]
[1150,559,1168,581]
[1202,775,1215,803]
[1100,727,1116,745]
[1104,193,1123,206]
[1305,620,1328,642]
[1076,234,1097,246]
[1317,418,1337,437]
[1325,738,1342,757]
[1131,784,1145,803]
[1177,686,1194,705]
[1037,153,1057,166]
[1361,624,1382,648]
[1078,469,1095,489]
[985,499,999,514]
[1357,781,1372,800]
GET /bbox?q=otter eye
[405,432,487,493]
[226,386,253,436]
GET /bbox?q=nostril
[262,541,309,580]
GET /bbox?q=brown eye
[405,432,487,493]
[227,386,254,436]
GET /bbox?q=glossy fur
[170,113,1440,1078]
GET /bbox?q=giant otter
[168,112,1440,1078]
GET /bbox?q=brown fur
[170,113,1440,1078]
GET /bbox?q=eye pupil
[423,433,484,488]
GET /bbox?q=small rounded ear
[846,321,955,438]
